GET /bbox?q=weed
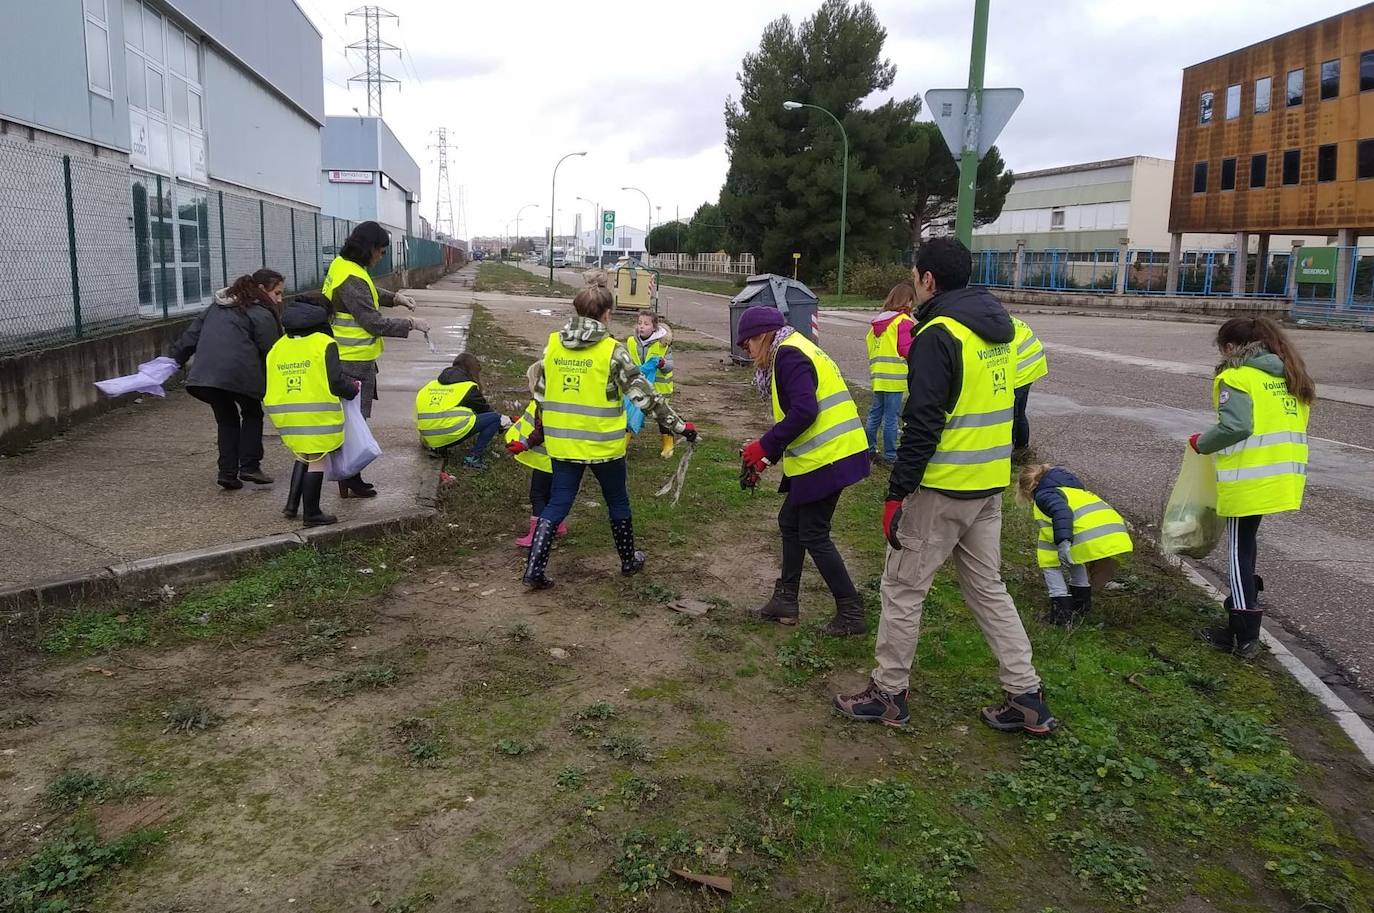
[285,618,354,659]
[392,717,447,766]
[776,633,834,681]
[1,712,39,729]
[382,892,436,913]
[496,738,538,757]
[508,622,533,643]
[630,580,679,604]
[575,701,617,721]
[611,829,704,895]
[0,824,164,911]
[599,734,654,763]
[619,775,661,808]
[556,767,586,790]
[322,662,404,698]
[1050,829,1153,904]
[41,770,155,807]
[161,702,222,734]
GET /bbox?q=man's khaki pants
[873,488,1041,696]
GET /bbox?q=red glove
[681,422,699,443]
[883,499,904,550]
[506,440,528,455]
[741,438,767,470]
[1188,433,1201,453]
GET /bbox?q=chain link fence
[0,137,466,356]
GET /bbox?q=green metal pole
[259,199,266,268]
[954,0,990,246]
[838,121,848,297]
[289,209,298,291]
[61,155,82,338]
[157,175,169,318]
[217,190,227,289]
[313,212,320,286]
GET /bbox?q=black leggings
[1226,515,1262,612]
[778,489,858,600]
[188,386,264,475]
[529,469,553,517]
[1012,384,1031,451]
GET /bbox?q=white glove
[1057,541,1074,568]
[394,292,417,310]
[410,317,431,334]
[499,414,513,430]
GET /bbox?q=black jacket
[437,364,493,414]
[887,285,1015,502]
[172,290,281,399]
[279,297,356,401]
[1033,467,1084,544]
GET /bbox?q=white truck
[551,247,568,268]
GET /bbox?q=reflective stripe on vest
[917,315,1013,490]
[324,256,384,361]
[865,313,913,393]
[1033,486,1133,569]
[264,333,345,458]
[769,334,868,477]
[627,335,673,396]
[504,399,552,473]
[414,379,476,449]
[1012,317,1047,387]
[1211,365,1310,516]
[542,333,625,461]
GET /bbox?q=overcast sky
[299,0,1361,240]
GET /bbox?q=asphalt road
[631,277,1374,702]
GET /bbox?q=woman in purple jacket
[738,306,871,636]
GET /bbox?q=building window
[84,0,112,97]
[1363,50,1374,91]
[1250,153,1267,188]
[1321,59,1341,99]
[1193,162,1208,193]
[125,0,205,182]
[1225,84,1241,119]
[1220,157,1237,190]
[1199,91,1214,124]
[1282,149,1301,185]
[1360,139,1374,179]
[1050,208,1065,230]
[1254,76,1272,113]
[1318,144,1337,182]
[1287,68,1304,106]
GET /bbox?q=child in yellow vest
[625,312,676,458]
[1017,463,1133,626]
[414,353,504,474]
[505,361,567,546]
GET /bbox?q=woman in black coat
[172,269,284,489]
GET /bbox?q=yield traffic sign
[925,88,1023,160]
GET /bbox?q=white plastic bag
[325,396,382,480]
[94,355,179,397]
[1160,445,1222,558]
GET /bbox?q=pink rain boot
[556,521,569,537]
[515,516,537,548]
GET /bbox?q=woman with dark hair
[172,268,284,489]
[1190,316,1314,660]
[323,220,428,497]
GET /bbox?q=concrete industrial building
[320,114,422,241]
[1170,3,1374,298]
[0,0,324,343]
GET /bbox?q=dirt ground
[2,299,1372,913]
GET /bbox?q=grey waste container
[728,274,820,364]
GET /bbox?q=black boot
[282,461,307,519]
[1045,595,1076,626]
[216,471,243,490]
[610,517,645,576]
[301,471,337,527]
[522,518,557,589]
[337,474,377,499]
[821,594,867,636]
[1069,585,1093,622]
[751,579,799,625]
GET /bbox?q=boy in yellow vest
[415,353,504,472]
[625,312,676,458]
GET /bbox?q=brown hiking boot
[981,689,1059,736]
[832,678,910,727]
[751,579,799,625]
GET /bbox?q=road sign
[602,210,616,247]
[924,87,1023,160]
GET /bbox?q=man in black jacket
[833,238,1057,736]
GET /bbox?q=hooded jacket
[278,296,356,401]
[436,363,494,415]
[869,310,915,360]
[1032,466,1086,545]
[531,316,685,441]
[172,288,281,399]
[888,285,1016,502]
[1194,343,1288,455]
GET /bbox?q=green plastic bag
[1161,445,1222,558]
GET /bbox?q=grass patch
[657,273,745,297]
[817,292,884,309]
[159,701,222,735]
[0,824,164,910]
[41,769,159,808]
[474,261,578,297]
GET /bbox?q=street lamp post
[622,186,651,262]
[576,196,601,266]
[513,203,539,262]
[783,100,848,296]
[552,152,587,284]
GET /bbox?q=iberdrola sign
[1296,247,1336,285]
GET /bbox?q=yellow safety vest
[627,335,673,396]
[918,316,1014,491]
[769,333,868,477]
[865,313,913,393]
[1034,485,1133,569]
[414,379,476,450]
[1012,317,1047,387]
[1212,366,1309,516]
[323,256,384,362]
[504,399,552,474]
[542,334,625,461]
[264,333,345,458]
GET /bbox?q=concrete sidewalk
[0,267,479,601]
